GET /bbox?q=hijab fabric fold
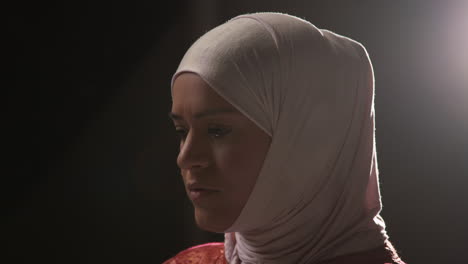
[172,12,388,264]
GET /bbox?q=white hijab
[172,12,388,264]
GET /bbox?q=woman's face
[170,73,271,232]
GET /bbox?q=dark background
[6,1,468,263]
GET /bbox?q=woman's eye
[208,127,231,138]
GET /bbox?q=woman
[166,12,406,264]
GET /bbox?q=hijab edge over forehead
[171,70,273,137]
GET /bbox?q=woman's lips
[188,188,219,201]
[186,182,220,201]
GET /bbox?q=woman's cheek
[214,142,241,171]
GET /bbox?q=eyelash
[175,127,231,140]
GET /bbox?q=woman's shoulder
[163,242,227,264]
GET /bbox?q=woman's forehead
[171,73,239,116]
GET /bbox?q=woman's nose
[176,132,210,170]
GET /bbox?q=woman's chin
[194,208,234,233]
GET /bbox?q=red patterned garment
[163,241,406,264]
[163,243,227,264]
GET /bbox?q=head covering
[171,12,388,263]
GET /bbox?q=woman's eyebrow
[168,107,239,121]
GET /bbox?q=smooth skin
[170,73,271,232]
